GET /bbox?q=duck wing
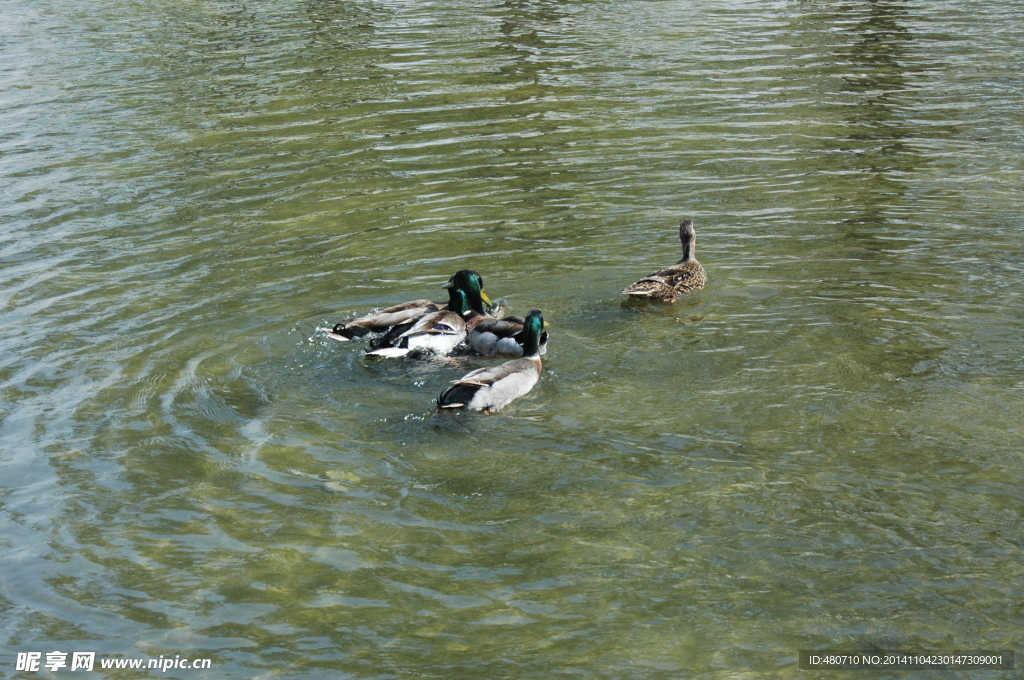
[452,359,531,387]
[399,309,466,337]
[621,272,675,299]
[326,299,441,340]
[471,316,525,339]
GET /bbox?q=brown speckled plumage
[622,220,706,302]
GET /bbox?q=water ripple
[1,0,1023,676]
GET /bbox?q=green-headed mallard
[324,269,491,342]
[366,287,471,358]
[621,220,706,302]
[438,310,545,413]
[466,313,549,357]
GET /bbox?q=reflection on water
[838,0,916,226]
[1,0,1023,677]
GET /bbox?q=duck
[466,313,549,357]
[324,269,491,342]
[366,287,472,358]
[438,310,545,413]
[621,220,706,302]
[372,269,492,349]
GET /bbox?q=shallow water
[2,0,1023,677]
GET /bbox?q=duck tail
[321,324,372,341]
[437,383,480,409]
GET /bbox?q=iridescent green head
[446,286,472,316]
[442,269,491,314]
[521,310,545,357]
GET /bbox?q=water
[2,0,1023,677]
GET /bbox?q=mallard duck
[466,313,549,357]
[324,269,491,342]
[621,220,706,302]
[438,310,545,413]
[371,269,491,348]
[366,287,471,358]
[442,269,491,316]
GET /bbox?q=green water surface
[1,0,1023,678]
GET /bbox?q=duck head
[521,310,545,357]
[443,269,491,314]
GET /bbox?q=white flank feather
[365,347,412,358]
[466,368,539,412]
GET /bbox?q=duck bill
[480,290,492,306]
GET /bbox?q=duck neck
[521,329,541,358]
[447,289,470,315]
[681,235,696,262]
